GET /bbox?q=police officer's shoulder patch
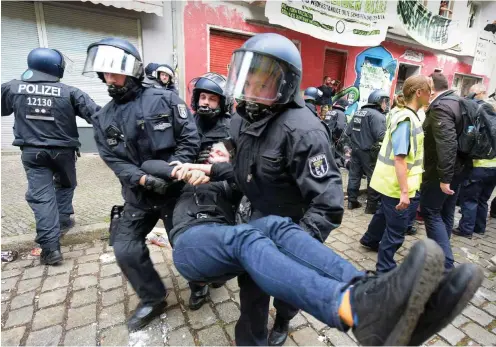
[308,153,329,178]
[177,104,187,119]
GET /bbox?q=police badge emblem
[177,104,187,119]
[308,154,329,178]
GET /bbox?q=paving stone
[64,250,84,259]
[289,312,307,330]
[477,288,496,302]
[17,277,42,293]
[73,275,98,290]
[216,301,240,324]
[66,304,97,329]
[100,324,129,346]
[1,268,22,278]
[3,259,33,270]
[47,260,74,275]
[64,322,97,345]
[32,305,65,330]
[331,241,351,252]
[22,266,45,279]
[291,327,326,346]
[438,324,466,345]
[233,291,240,305]
[301,311,327,331]
[210,285,230,303]
[1,276,19,292]
[283,337,298,346]
[150,251,165,264]
[155,263,170,278]
[102,287,124,306]
[78,253,100,264]
[99,303,125,329]
[171,266,180,277]
[38,287,67,308]
[164,307,185,329]
[101,263,121,277]
[1,326,26,346]
[41,273,69,292]
[344,249,367,261]
[73,243,92,251]
[163,277,173,290]
[99,252,117,264]
[225,278,239,292]
[128,295,140,314]
[71,287,98,307]
[85,246,102,255]
[2,291,12,302]
[176,276,189,290]
[186,303,217,329]
[333,233,355,244]
[452,314,471,328]
[77,262,99,276]
[462,305,494,326]
[2,301,8,315]
[167,326,195,346]
[225,322,236,342]
[323,328,357,346]
[483,303,496,316]
[26,325,62,346]
[128,317,166,346]
[461,323,496,345]
[100,275,122,291]
[197,325,229,346]
[5,305,33,328]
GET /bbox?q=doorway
[395,63,421,94]
[453,73,483,97]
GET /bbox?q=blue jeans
[458,168,496,235]
[173,216,363,335]
[361,195,410,273]
[420,174,464,270]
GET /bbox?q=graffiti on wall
[332,45,397,119]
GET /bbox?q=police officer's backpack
[447,96,496,160]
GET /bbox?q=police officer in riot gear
[1,48,100,265]
[325,98,348,144]
[84,38,200,331]
[186,72,233,309]
[220,33,344,346]
[303,87,323,118]
[346,89,388,214]
[144,63,178,94]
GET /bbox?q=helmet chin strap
[108,77,139,103]
[237,101,277,123]
[197,105,221,119]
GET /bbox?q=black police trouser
[112,202,174,305]
[347,148,380,205]
[21,146,77,250]
[491,197,496,215]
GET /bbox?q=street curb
[1,223,108,252]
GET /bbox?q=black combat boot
[40,248,63,265]
[408,263,483,345]
[348,201,362,210]
[60,214,75,234]
[127,300,167,331]
[268,314,290,346]
[359,239,379,252]
[189,285,209,310]
[350,239,444,345]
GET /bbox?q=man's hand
[440,182,455,195]
[198,146,212,163]
[396,192,410,210]
[171,163,212,180]
[142,175,168,194]
[184,169,210,186]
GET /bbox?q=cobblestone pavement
[2,204,496,346]
[1,153,361,238]
[1,154,123,237]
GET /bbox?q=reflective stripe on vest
[370,107,424,198]
[473,158,496,168]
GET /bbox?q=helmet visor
[82,45,142,78]
[225,51,286,104]
[188,72,227,95]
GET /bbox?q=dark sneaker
[268,314,290,346]
[348,201,362,210]
[210,282,226,289]
[128,300,167,331]
[408,263,483,345]
[350,239,444,346]
[452,228,472,239]
[40,249,63,265]
[189,285,209,310]
[359,239,379,252]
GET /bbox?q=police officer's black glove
[144,175,168,194]
[197,146,212,164]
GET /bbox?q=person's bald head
[469,84,487,100]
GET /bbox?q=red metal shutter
[323,50,346,83]
[210,30,250,77]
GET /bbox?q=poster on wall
[472,31,496,76]
[396,0,461,50]
[357,62,392,109]
[264,0,389,47]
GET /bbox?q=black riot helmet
[189,72,233,118]
[22,48,66,82]
[224,33,304,121]
[145,63,159,80]
[83,37,144,82]
[304,87,323,104]
[366,89,390,113]
[333,98,348,110]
